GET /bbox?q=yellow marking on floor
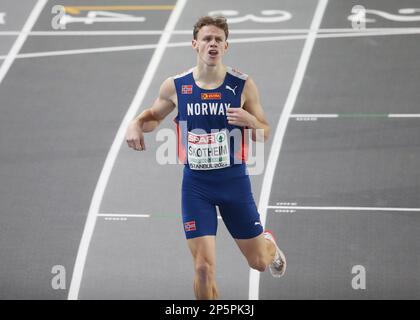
[64,5,175,15]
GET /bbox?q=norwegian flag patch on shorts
[184,220,196,232]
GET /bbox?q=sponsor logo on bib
[187,131,230,170]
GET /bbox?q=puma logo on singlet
[225,85,238,96]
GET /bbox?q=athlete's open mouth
[208,50,218,57]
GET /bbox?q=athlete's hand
[126,120,146,151]
[226,107,256,128]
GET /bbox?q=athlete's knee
[194,258,215,281]
[247,255,267,272]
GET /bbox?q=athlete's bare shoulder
[242,76,260,109]
[159,76,177,102]
[163,68,194,104]
[173,67,194,80]
[244,75,258,90]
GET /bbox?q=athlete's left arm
[226,77,270,142]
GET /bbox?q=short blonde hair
[193,16,229,40]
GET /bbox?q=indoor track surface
[0,0,419,299]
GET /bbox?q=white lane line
[8,43,159,59]
[0,0,47,85]
[0,29,307,36]
[67,0,188,301]
[1,27,419,36]
[290,114,420,118]
[248,0,329,301]
[3,28,420,61]
[389,114,420,118]
[0,36,307,60]
[98,213,151,218]
[316,29,420,39]
[318,27,420,33]
[229,34,307,44]
[97,213,223,219]
[291,114,338,118]
[269,205,420,212]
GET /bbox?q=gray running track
[0,0,419,299]
[0,0,170,299]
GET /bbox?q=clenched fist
[226,107,256,128]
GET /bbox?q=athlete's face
[192,25,228,66]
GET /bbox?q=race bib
[187,131,230,170]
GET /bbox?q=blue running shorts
[181,164,263,239]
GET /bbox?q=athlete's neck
[193,63,226,88]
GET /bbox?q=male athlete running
[126,16,286,300]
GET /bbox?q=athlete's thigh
[182,173,218,239]
[218,176,263,240]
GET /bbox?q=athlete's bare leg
[235,233,276,272]
[187,235,219,300]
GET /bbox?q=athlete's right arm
[126,77,177,151]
